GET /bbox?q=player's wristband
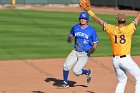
[87,10,95,17]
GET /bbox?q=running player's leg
[63,50,77,84]
[122,56,140,93]
[73,52,89,76]
[72,52,92,82]
[113,57,127,93]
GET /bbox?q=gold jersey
[104,22,136,56]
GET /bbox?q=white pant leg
[63,50,78,71]
[135,77,140,93]
[121,56,140,93]
[113,57,127,93]
[115,73,127,93]
[73,51,89,76]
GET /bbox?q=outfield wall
[0,0,79,4]
[117,0,140,9]
[0,0,140,9]
[91,0,140,9]
[90,0,116,7]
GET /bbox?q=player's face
[79,18,88,25]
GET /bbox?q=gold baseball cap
[116,14,126,22]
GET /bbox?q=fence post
[12,0,16,7]
[115,0,118,9]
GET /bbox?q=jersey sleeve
[69,26,75,36]
[103,22,116,34]
[126,22,136,34]
[130,21,136,31]
[92,30,98,44]
[132,20,136,27]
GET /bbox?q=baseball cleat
[87,69,92,83]
[58,81,69,88]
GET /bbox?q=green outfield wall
[91,0,140,9]
[91,0,116,7]
[0,0,140,9]
[0,0,11,4]
[0,0,79,4]
[117,0,140,9]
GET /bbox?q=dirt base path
[0,56,140,93]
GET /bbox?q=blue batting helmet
[79,12,89,20]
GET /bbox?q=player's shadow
[86,91,95,93]
[45,78,88,88]
[45,78,76,87]
[32,91,45,93]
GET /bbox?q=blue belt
[75,50,88,53]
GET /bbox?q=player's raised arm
[134,12,140,26]
[86,7,105,26]
[79,0,105,26]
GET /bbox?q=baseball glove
[87,48,95,57]
[79,0,91,10]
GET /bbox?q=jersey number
[114,35,126,44]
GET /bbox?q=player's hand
[87,48,95,57]
[67,37,73,43]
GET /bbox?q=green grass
[0,10,140,60]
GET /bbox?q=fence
[0,0,79,4]
[117,0,140,9]
[91,0,116,7]
[0,0,140,9]
[91,0,140,9]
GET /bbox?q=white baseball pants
[63,50,89,76]
[113,54,140,93]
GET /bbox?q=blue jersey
[69,23,98,52]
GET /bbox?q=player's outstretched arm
[134,12,140,26]
[85,7,105,26]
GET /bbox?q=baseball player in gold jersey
[80,5,140,93]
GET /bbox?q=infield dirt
[0,5,140,93]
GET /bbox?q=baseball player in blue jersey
[59,12,98,88]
